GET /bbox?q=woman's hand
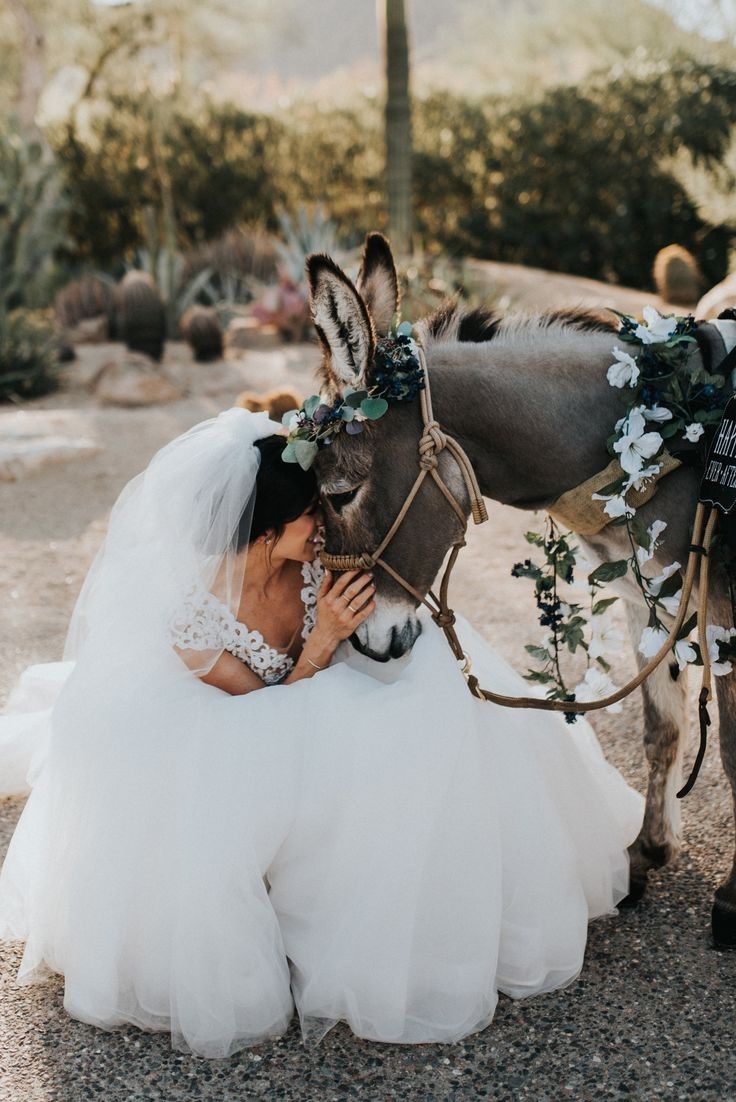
[310,569,376,650]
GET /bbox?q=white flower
[707,624,736,676]
[684,422,705,443]
[613,409,663,475]
[645,561,683,613]
[636,519,667,567]
[658,589,683,617]
[639,624,669,658]
[674,638,697,671]
[598,494,634,519]
[588,617,623,660]
[607,347,640,388]
[642,405,673,423]
[645,560,682,597]
[625,463,662,492]
[634,306,678,345]
[573,667,622,713]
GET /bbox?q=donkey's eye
[325,487,360,513]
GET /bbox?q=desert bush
[413,58,736,288]
[0,309,60,403]
[53,96,283,267]
[51,58,736,291]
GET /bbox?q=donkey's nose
[388,619,422,658]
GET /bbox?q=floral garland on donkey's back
[513,306,736,721]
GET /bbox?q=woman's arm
[195,568,376,697]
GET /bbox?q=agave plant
[0,130,68,313]
[274,206,340,286]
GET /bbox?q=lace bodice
[170,557,325,685]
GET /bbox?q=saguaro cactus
[381,0,413,256]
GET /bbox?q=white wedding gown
[0,579,643,1057]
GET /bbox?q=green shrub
[53,96,284,267]
[51,58,736,291]
[0,309,60,403]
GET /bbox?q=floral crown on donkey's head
[281,324,424,469]
[281,232,424,470]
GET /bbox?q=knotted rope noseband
[320,344,719,797]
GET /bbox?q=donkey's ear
[306,254,375,388]
[356,232,399,335]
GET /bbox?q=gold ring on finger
[348,603,358,612]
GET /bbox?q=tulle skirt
[0,612,643,1056]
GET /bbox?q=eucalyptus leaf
[293,440,319,470]
[396,321,413,337]
[345,420,364,435]
[303,395,321,418]
[281,441,299,463]
[524,644,551,661]
[360,397,389,420]
[281,408,299,427]
[340,405,355,421]
[344,389,368,409]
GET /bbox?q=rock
[225,317,280,352]
[65,314,109,344]
[696,273,736,320]
[0,410,100,482]
[93,352,183,407]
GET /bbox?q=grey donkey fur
[307,233,736,947]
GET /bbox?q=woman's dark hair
[238,435,318,549]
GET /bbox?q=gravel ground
[2,322,736,1100]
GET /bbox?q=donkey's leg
[624,601,689,903]
[710,586,736,948]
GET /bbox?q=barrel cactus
[55,275,114,334]
[653,245,702,307]
[115,271,166,361]
[180,306,223,363]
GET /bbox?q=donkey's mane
[420,301,617,349]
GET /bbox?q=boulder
[0,410,100,482]
[696,273,736,320]
[93,352,183,407]
[65,314,109,344]
[225,317,280,352]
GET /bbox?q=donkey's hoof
[619,876,647,909]
[712,898,736,950]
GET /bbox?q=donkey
[307,232,736,947]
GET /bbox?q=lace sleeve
[168,588,236,653]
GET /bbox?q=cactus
[55,275,114,332]
[115,271,166,361]
[653,245,702,307]
[180,306,223,363]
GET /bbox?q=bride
[0,403,643,1059]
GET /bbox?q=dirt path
[2,305,735,1099]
